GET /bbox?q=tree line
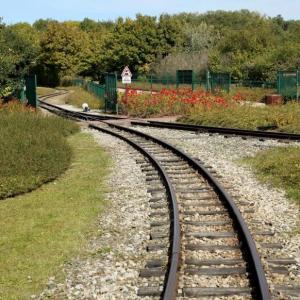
[1,10,300,96]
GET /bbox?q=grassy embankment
[64,86,104,109]
[181,102,300,133]
[244,146,300,207]
[0,103,110,299]
[0,102,78,199]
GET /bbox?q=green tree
[37,22,92,86]
[0,21,37,97]
[103,15,160,73]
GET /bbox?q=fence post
[25,74,37,108]
[206,70,210,92]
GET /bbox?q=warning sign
[121,66,132,84]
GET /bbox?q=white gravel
[35,128,151,299]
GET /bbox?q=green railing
[71,79,105,100]
[277,70,299,100]
[86,81,105,100]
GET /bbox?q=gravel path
[35,128,151,299]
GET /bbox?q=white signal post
[121,66,132,105]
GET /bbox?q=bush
[0,101,79,199]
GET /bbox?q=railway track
[38,94,299,299]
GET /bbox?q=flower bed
[120,88,236,117]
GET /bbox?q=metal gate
[176,70,194,89]
[277,70,299,100]
[207,71,231,93]
[105,73,117,113]
[25,75,37,108]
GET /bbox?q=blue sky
[1,0,300,24]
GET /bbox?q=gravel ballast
[35,128,151,299]
[132,126,300,296]
[35,124,299,299]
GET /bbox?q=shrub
[0,102,79,199]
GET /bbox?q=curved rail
[131,120,300,141]
[101,122,271,300]
[39,101,271,299]
[89,124,181,300]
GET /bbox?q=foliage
[2,10,300,90]
[181,102,300,133]
[36,22,92,86]
[182,22,218,53]
[244,146,300,205]
[0,21,37,97]
[0,132,109,299]
[103,15,161,74]
[0,102,78,199]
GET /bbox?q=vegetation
[64,86,104,109]
[244,146,300,206]
[0,101,78,199]
[0,20,38,97]
[181,101,300,133]
[1,11,300,91]
[120,87,300,133]
[120,87,231,117]
[0,132,110,299]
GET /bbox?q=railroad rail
[38,96,299,299]
[131,120,300,141]
[90,122,271,299]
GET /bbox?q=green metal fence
[207,71,231,93]
[117,71,232,93]
[105,73,117,113]
[72,79,85,87]
[176,70,195,89]
[86,81,105,100]
[277,70,299,100]
[25,75,38,108]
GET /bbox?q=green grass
[0,103,79,199]
[181,102,300,133]
[243,146,300,206]
[64,86,104,109]
[0,132,110,300]
[36,87,57,97]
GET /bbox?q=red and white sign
[121,66,132,84]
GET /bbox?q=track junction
[38,92,300,299]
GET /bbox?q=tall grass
[181,102,300,133]
[0,101,78,199]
